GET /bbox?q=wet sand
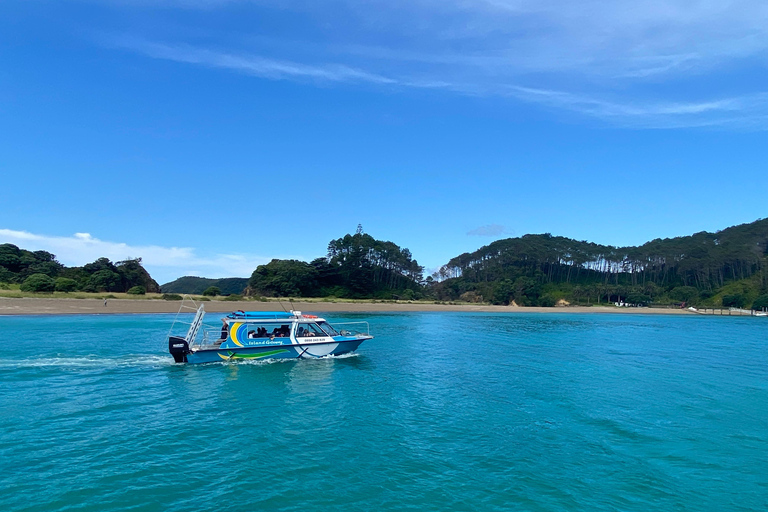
[0,297,694,315]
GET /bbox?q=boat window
[245,323,292,338]
[297,323,325,337]
[316,321,339,336]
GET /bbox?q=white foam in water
[0,355,175,369]
[225,351,360,366]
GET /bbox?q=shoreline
[0,297,696,316]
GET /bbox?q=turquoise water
[0,312,766,511]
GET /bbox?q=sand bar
[0,297,695,316]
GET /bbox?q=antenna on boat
[277,299,289,313]
[289,298,296,312]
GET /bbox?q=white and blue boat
[168,300,372,364]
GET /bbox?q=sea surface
[0,312,765,511]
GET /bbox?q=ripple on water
[0,312,766,512]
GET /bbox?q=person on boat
[219,320,228,341]
[247,330,256,338]
[257,327,267,337]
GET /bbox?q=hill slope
[160,276,248,295]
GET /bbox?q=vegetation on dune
[0,244,160,294]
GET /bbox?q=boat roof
[225,311,323,321]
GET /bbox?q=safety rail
[199,328,227,347]
[166,295,201,339]
[330,321,371,336]
[166,295,222,347]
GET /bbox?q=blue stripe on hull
[185,338,366,364]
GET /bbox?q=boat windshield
[316,321,339,336]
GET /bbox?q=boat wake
[219,351,361,366]
[0,355,174,369]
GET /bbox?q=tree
[751,294,768,310]
[248,259,319,297]
[202,286,221,297]
[127,285,146,295]
[670,286,699,304]
[55,277,78,292]
[722,294,746,308]
[88,270,122,292]
[20,273,56,292]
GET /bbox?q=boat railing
[199,327,226,348]
[167,295,204,341]
[332,321,370,336]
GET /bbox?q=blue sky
[1,0,767,284]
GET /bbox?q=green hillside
[160,276,249,295]
[431,218,768,308]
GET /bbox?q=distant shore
[0,297,696,316]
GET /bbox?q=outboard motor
[168,336,190,363]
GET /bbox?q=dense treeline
[432,218,768,308]
[247,226,424,299]
[0,244,160,294]
[6,218,768,309]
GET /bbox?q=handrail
[166,294,200,340]
[331,321,370,336]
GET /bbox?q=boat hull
[184,338,366,364]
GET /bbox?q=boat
[167,299,373,364]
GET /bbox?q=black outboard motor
[169,336,190,363]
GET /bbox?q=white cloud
[0,229,273,283]
[101,0,768,127]
[115,38,398,85]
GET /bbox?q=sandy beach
[0,297,695,316]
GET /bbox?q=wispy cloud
[467,224,512,237]
[114,38,398,85]
[0,229,273,283]
[102,0,768,128]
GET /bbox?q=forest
[0,244,160,294]
[431,218,768,309]
[4,219,768,309]
[246,226,424,299]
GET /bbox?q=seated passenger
[257,327,267,337]
[247,330,256,338]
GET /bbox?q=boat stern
[168,336,190,363]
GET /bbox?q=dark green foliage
[127,285,146,295]
[202,286,220,296]
[160,277,248,295]
[432,218,768,305]
[0,246,160,294]
[244,228,424,299]
[538,294,557,307]
[54,277,78,292]
[325,230,423,297]
[722,294,746,308]
[625,292,651,306]
[162,293,183,301]
[20,273,56,292]
[0,244,63,282]
[115,259,161,293]
[670,286,699,304]
[752,294,768,310]
[222,294,244,301]
[88,270,122,292]
[249,260,318,297]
